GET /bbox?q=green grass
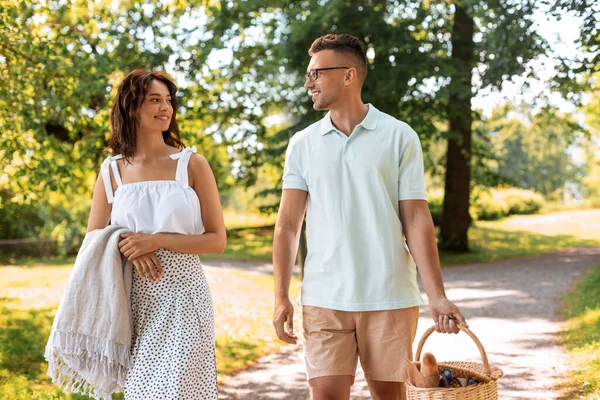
[2,210,600,397]
[558,265,600,399]
[0,262,300,398]
[439,210,600,266]
[203,226,274,263]
[439,226,599,266]
[209,209,600,266]
[0,298,100,399]
[222,210,277,231]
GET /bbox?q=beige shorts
[302,305,419,382]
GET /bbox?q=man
[272,33,467,400]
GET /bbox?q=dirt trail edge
[213,247,600,400]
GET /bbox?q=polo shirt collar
[319,103,380,136]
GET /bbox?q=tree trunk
[440,4,474,252]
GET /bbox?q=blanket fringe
[44,330,131,400]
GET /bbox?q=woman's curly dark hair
[108,69,185,159]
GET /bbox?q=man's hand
[131,252,164,282]
[273,297,298,344]
[429,297,468,334]
[119,233,158,261]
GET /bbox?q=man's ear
[344,67,358,86]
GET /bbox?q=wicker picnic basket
[406,324,503,400]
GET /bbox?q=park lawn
[203,225,274,263]
[0,262,300,399]
[2,209,599,398]
[440,210,600,266]
[558,265,600,399]
[209,209,600,266]
[14,209,599,267]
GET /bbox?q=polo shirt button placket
[343,138,354,162]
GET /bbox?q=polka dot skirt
[125,249,217,399]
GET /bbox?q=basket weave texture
[406,324,503,400]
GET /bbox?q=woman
[86,69,226,399]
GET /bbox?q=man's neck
[329,100,369,137]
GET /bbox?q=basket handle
[414,324,492,378]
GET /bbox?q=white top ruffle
[100,147,204,235]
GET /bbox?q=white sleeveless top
[100,146,205,235]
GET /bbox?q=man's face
[304,50,348,111]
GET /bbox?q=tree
[0,1,233,248]
[484,104,583,197]
[209,0,554,252]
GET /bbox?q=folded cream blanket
[45,225,133,399]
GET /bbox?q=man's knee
[309,375,353,400]
[367,380,406,400]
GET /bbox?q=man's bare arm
[399,200,467,333]
[272,189,308,344]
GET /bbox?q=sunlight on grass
[1,262,299,397]
[440,210,600,266]
[214,210,600,266]
[223,210,277,230]
[208,268,300,381]
[204,227,274,263]
[559,265,600,399]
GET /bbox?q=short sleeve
[282,136,308,191]
[398,128,428,201]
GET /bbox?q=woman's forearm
[153,232,226,255]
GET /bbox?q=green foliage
[483,104,584,197]
[560,264,600,398]
[471,190,509,221]
[579,73,600,203]
[499,188,546,215]
[470,187,546,221]
[0,1,238,246]
[1,1,598,254]
[427,190,444,226]
[549,0,599,99]
[211,0,581,252]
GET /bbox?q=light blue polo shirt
[282,104,427,311]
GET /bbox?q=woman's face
[137,79,173,133]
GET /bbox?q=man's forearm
[403,207,447,301]
[273,223,301,299]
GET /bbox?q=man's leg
[356,307,419,400]
[302,306,358,400]
[365,380,406,400]
[309,375,353,400]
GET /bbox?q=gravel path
[214,246,600,400]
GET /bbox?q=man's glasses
[305,67,350,82]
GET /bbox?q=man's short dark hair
[308,34,368,84]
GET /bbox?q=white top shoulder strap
[100,154,124,203]
[169,146,197,188]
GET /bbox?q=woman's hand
[131,252,164,282]
[119,233,159,261]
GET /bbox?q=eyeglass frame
[305,67,350,82]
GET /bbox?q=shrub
[471,191,509,221]
[496,188,545,215]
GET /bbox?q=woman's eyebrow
[147,93,172,97]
